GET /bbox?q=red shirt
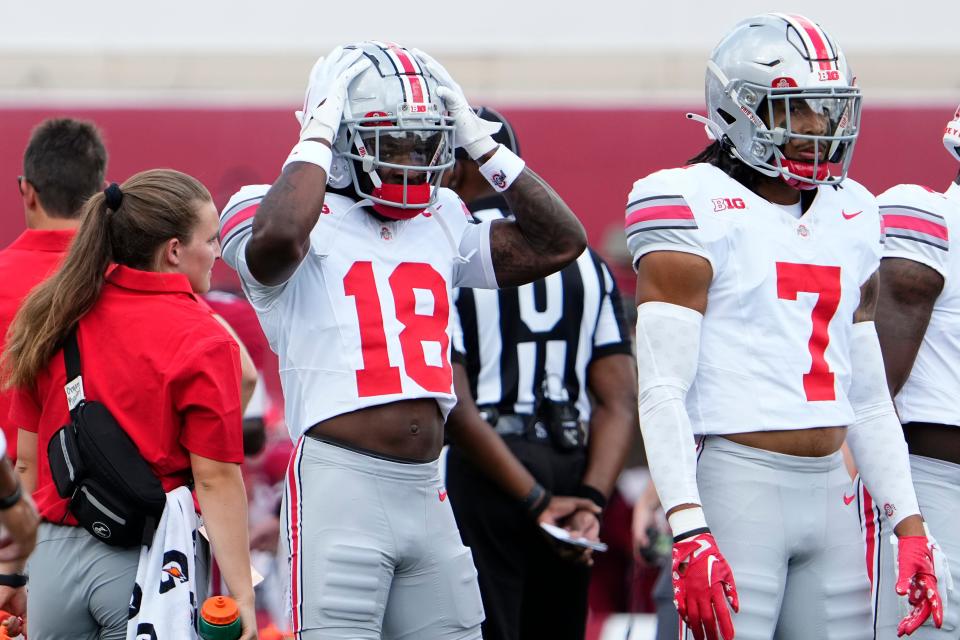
[0,229,75,463]
[11,265,244,524]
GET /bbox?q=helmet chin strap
[780,158,828,191]
[371,183,431,220]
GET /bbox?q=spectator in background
[0,118,107,464]
[3,170,256,639]
[444,107,637,640]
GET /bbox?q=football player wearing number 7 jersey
[626,14,943,640]
[219,42,586,640]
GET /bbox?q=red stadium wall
[1,105,954,288]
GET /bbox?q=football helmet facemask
[944,105,960,162]
[695,13,861,189]
[330,41,455,220]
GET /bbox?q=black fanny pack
[47,327,166,548]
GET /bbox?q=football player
[219,42,587,639]
[864,106,960,638]
[626,14,944,640]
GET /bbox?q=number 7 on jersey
[776,262,842,402]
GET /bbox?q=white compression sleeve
[844,321,920,528]
[635,302,704,524]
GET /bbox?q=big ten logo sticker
[712,197,747,212]
[818,70,841,81]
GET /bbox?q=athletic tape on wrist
[668,507,709,540]
[478,145,525,192]
[283,140,333,173]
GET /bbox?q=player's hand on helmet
[895,534,946,636]
[673,532,739,640]
[296,46,371,145]
[410,48,502,160]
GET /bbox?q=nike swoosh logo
[843,493,856,505]
[693,539,712,559]
[842,210,863,220]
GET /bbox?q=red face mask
[371,183,431,220]
[781,159,829,190]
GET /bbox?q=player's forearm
[246,161,329,285]
[491,167,586,286]
[447,365,536,499]
[191,456,255,606]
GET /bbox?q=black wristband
[0,573,27,588]
[673,527,711,543]
[574,484,607,511]
[521,483,553,520]
[0,483,22,511]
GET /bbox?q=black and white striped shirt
[451,197,632,423]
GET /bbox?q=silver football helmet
[944,105,960,162]
[331,41,456,219]
[696,13,861,188]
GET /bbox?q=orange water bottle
[198,596,242,640]
[0,609,15,639]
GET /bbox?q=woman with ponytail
[2,169,256,639]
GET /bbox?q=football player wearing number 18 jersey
[219,42,586,639]
[626,14,944,640]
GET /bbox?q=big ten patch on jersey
[625,163,882,435]
[220,185,486,439]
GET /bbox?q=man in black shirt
[445,107,637,640]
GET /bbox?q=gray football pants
[280,436,484,639]
[685,436,873,640]
[27,522,209,640]
[865,454,960,639]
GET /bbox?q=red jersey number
[775,262,841,402]
[344,261,451,397]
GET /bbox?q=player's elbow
[553,222,588,268]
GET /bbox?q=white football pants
[863,454,960,639]
[280,436,484,640]
[686,436,873,640]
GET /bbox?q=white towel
[126,486,200,640]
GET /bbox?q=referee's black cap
[456,106,521,159]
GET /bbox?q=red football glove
[672,532,739,640]
[896,536,943,637]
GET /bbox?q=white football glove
[295,46,371,145]
[411,48,501,160]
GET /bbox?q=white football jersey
[219,185,498,440]
[881,183,960,427]
[626,163,881,435]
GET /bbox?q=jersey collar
[6,228,76,253]
[106,264,197,298]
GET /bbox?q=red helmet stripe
[785,14,835,71]
[387,43,425,103]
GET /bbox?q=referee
[444,108,637,640]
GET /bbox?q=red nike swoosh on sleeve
[842,210,863,220]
